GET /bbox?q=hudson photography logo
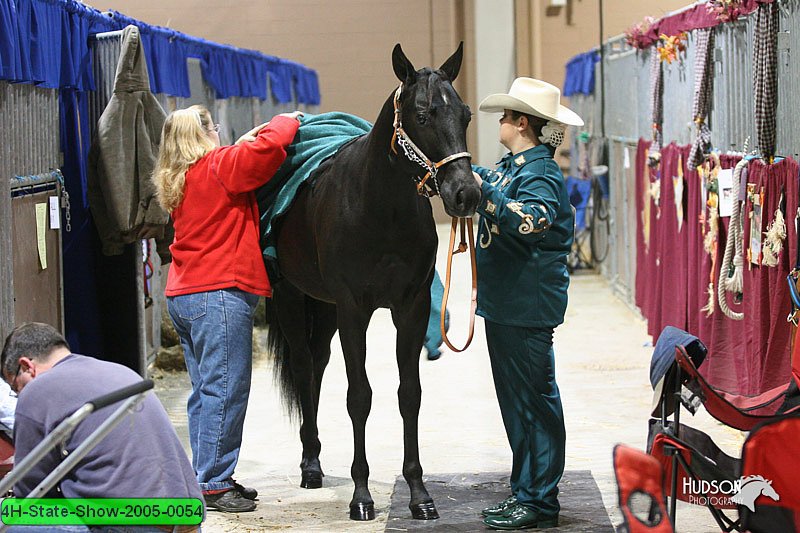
[683,475,780,511]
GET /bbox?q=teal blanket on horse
[257,112,372,261]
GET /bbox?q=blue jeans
[168,288,259,492]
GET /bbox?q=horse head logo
[730,475,780,512]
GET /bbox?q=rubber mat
[386,470,614,532]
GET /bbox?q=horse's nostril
[456,189,465,208]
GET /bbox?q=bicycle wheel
[590,178,610,264]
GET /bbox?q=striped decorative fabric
[649,49,664,165]
[688,28,716,169]
[753,1,779,161]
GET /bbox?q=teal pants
[424,271,448,359]
[485,320,565,516]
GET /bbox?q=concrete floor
[153,225,745,532]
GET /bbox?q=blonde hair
[152,105,217,212]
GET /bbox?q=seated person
[0,378,16,439]
[1,322,202,530]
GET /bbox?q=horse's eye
[416,113,428,125]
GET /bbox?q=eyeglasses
[8,365,21,397]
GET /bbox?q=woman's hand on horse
[235,113,302,145]
[236,122,270,145]
[472,171,483,185]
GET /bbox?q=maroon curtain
[699,154,749,393]
[635,141,799,396]
[738,158,798,394]
[653,145,688,337]
[634,0,775,48]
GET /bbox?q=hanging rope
[648,50,664,167]
[688,28,716,169]
[718,158,747,320]
[753,1,779,162]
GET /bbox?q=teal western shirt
[473,144,574,327]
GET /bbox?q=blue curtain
[140,32,190,97]
[59,89,105,356]
[0,0,20,80]
[0,0,95,90]
[266,58,293,104]
[198,47,267,99]
[563,51,600,97]
[1,0,320,104]
[294,65,320,106]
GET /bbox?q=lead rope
[440,217,477,352]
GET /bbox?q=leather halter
[389,84,472,197]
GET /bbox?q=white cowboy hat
[479,77,584,127]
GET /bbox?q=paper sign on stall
[49,196,60,229]
[36,203,47,270]
[717,168,734,218]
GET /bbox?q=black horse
[265,43,480,521]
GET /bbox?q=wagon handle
[440,217,477,352]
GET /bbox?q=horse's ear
[392,43,416,82]
[439,42,464,82]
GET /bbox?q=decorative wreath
[624,16,656,49]
[657,33,688,64]
[707,0,744,23]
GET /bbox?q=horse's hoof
[300,471,323,489]
[349,502,375,521]
[410,501,439,520]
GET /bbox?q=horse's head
[734,476,781,511]
[391,43,480,218]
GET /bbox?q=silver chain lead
[396,133,440,195]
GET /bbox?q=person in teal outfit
[471,78,583,530]
[424,271,449,360]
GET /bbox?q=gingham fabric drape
[688,28,716,169]
[649,50,664,162]
[753,1,779,160]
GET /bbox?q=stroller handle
[88,379,154,411]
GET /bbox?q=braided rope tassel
[762,201,786,267]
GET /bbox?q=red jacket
[165,116,299,297]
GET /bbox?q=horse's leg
[272,282,326,489]
[300,298,338,488]
[391,287,439,520]
[337,304,375,520]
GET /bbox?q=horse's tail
[264,296,302,422]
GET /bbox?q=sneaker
[231,478,258,500]
[204,488,257,513]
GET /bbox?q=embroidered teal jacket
[473,144,574,327]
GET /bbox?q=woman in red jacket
[153,105,301,513]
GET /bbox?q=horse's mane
[740,475,770,485]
